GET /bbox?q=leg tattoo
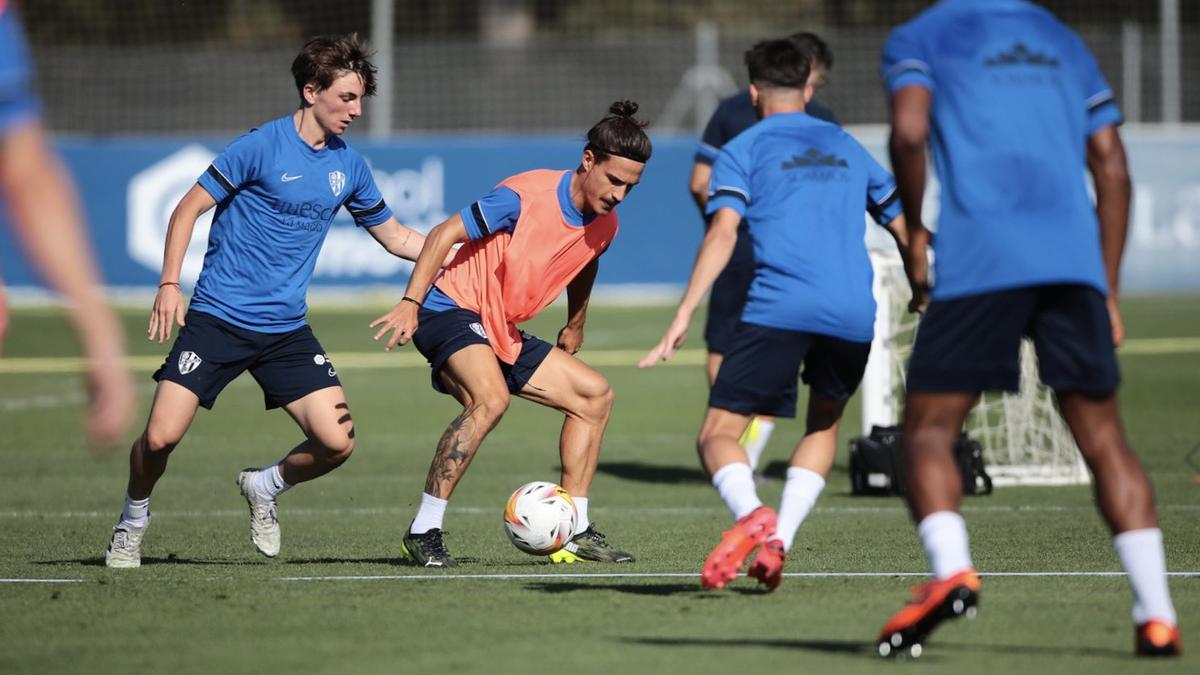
[426,404,480,495]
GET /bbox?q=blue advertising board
[1,129,1198,294]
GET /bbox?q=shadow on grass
[36,556,264,567]
[595,461,709,484]
[284,557,403,565]
[624,636,871,656]
[524,581,708,597]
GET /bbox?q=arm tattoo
[425,403,479,495]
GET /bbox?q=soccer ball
[503,481,578,555]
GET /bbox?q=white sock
[573,496,590,534]
[119,495,150,529]
[1114,528,1177,625]
[249,463,291,502]
[410,493,448,534]
[774,467,826,552]
[918,511,973,580]
[711,462,762,520]
[741,418,776,472]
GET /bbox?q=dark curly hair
[585,100,652,164]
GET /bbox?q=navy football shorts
[906,284,1119,395]
[411,307,554,394]
[709,321,871,418]
[154,310,341,409]
[703,222,754,355]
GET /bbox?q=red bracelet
[159,281,180,288]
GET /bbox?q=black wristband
[159,281,180,288]
[401,296,421,307]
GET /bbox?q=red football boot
[877,568,981,659]
[1136,619,1182,657]
[747,539,786,591]
[700,506,777,590]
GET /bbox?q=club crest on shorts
[328,171,346,197]
[469,322,488,339]
[313,354,327,365]
[177,350,202,375]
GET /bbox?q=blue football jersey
[192,115,394,331]
[708,112,901,341]
[0,6,40,134]
[881,0,1121,299]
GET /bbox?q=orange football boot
[747,539,786,591]
[1136,619,1181,657]
[877,568,981,658]
[700,506,777,590]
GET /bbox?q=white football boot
[236,469,281,558]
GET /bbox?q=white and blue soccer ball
[503,481,578,555]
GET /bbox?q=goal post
[862,248,1091,486]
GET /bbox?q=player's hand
[557,324,584,354]
[84,358,136,453]
[1106,295,1125,348]
[908,284,930,314]
[148,284,186,343]
[370,300,419,351]
[638,314,690,367]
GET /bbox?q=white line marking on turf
[0,578,84,584]
[5,336,1197,374]
[278,571,1200,582]
[2,503,1198,519]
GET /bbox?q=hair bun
[608,100,639,118]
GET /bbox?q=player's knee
[318,431,355,466]
[474,392,511,426]
[142,427,183,455]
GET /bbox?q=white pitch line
[278,571,1200,582]
[2,503,1198,520]
[0,578,85,584]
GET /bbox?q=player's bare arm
[149,183,215,343]
[688,161,711,214]
[558,258,599,354]
[889,84,934,313]
[370,212,470,350]
[639,206,740,367]
[1087,125,1132,346]
[365,216,457,266]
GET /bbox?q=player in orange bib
[371,101,651,567]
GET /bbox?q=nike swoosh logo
[281,173,303,182]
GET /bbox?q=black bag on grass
[849,425,993,496]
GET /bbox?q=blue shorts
[703,222,754,354]
[154,310,341,410]
[906,284,1119,395]
[709,322,871,418]
[412,307,554,394]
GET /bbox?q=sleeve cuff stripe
[711,186,749,203]
[1086,90,1115,110]
[205,165,235,193]
[349,198,388,218]
[884,59,932,82]
[870,186,899,209]
[470,202,492,236]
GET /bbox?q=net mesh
[866,250,1090,486]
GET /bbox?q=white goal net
[862,249,1090,486]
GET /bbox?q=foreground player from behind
[0,2,136,446]
[371,102,650,567]
[104,34,435,568]
[687,32,838,476]
[642,40,913,590]
[878,0,1179,658]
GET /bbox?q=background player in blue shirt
[104,34,437,569]
[687,32,837,474]
[642,39,913,591]
[877,0,1180,658]
[0,2,136,448]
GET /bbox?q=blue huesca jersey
[0,6,40,134]
[694,91,837,167]
[192,115,394,332]
[881,0,1121,299]
[424,170,592,312]
[707,112,902,341]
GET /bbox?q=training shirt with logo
[881,0,1122,300]
[707,112,901,342]
[193,115,393,332]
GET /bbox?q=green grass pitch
[1,298,1198,674]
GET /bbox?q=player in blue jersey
[876,0,1180,658]
[687,33,838,474]
[642,39,915,591]
[0,2,136,446]
[104,34,437,568]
